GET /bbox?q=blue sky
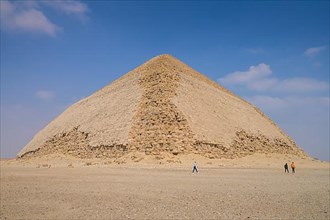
[1,0,329,160]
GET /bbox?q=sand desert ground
[1,154,329,220]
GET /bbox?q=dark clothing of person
[284,163,289,173]
[192,163,198,173]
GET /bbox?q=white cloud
[0,0,89,36]
[219,63,329,93]
[220,63,329,160]
[0,0,60,36]
[247,95,329,111]
[247,95,287,110]
[219,63,272,85]
[0,0,15,16]
[246,78,279,91]
[15,9,60,36]
[36,90,55,101]
[277,78,329,92]
[42,0,89,22]
[304,46,327,57]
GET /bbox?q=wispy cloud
[247,95,330,111]
[246,95,330,161]
[219,62,329,160]
[219,63,272,85]
[36,90,55,101]
[219,63,329,93]
[304,46,327,57]
[276,78,329,92]
[0,0,89,36]
[0,0,60,36]
[42,1,89,22]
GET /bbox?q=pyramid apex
[156,53,174,58]
[150,54,177,61]
[135,54,185,72]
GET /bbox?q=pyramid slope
[173,68,303,158]
[18,54,307,159]
[18,69,143,158]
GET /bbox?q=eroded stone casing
[17,54,307,159]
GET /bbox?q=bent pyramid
[18,54,307,159]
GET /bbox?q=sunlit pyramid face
[18,55,307,160]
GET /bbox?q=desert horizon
[1,153,329,220]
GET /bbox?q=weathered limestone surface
[18,67,142,158]
[172,66,306,158]
[21,127,128,159]
[128,56,195,156]
[18,54,308,160]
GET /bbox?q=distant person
[192,161,198,173]
[284,163,289,173]
[291,162,296,173]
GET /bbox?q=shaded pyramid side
[172,61,307,158]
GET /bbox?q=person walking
[192,161,198,173]
[284,163,289,173]
[291,162,296,173]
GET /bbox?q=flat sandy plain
[1,154,329,220]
